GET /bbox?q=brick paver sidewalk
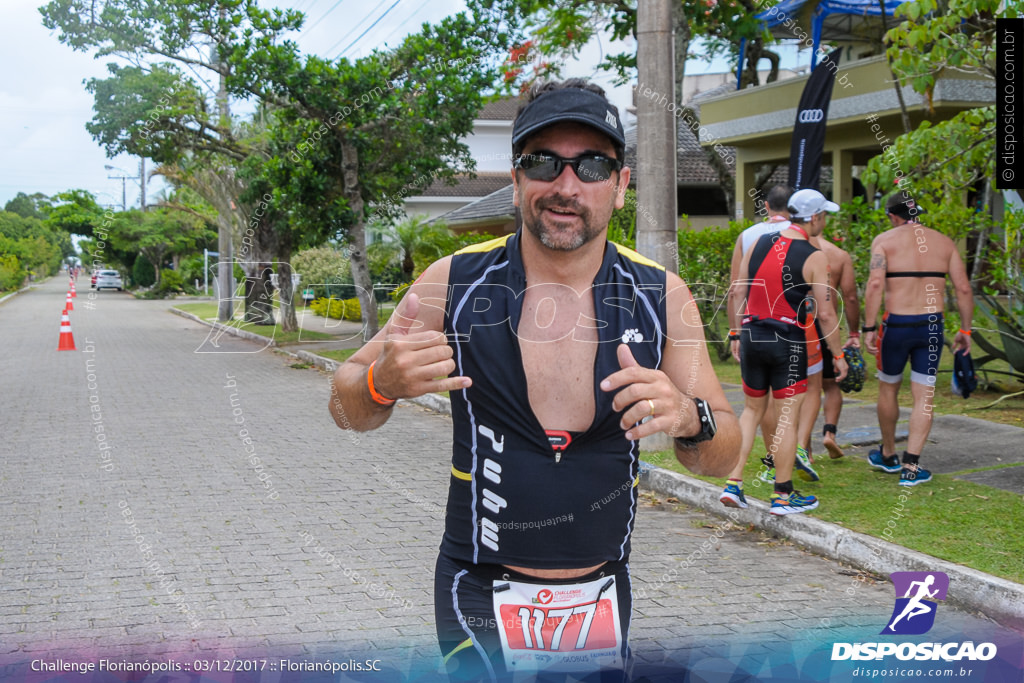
[0,277,1017,681]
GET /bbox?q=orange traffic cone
[65,292,74,311]
[57,310,76,351]
[70,282,77,298]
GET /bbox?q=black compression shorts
[740,321,809,399]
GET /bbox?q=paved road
[0,277,1018,682]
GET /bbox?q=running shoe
[720,482,748,508]
[899,467,932,487]
[770,490,819,516]
[795,446,820,482]
[868,449,901,473]
[757,454,775,483]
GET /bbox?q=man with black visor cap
[329,78,740,681]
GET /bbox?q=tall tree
[861,0,1019,288]
[42,0,525,337]
[46,189,106,237]
[4,192,53,220]
[107,207,214,285]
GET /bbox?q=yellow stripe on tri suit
[442,638,474,664]
[454,234,512,255]
[613,242,665,271]
[451,465,472,481]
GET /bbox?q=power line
[336,0,405,59]
[321,0,391,57]
[301,0,350,38]
[293,0,323,15]
[377,0,433,47]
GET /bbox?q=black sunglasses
[514,153,622,183]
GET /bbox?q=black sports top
[886,271,947,278]
[440,232,668,568]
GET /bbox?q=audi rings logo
[798,109,825,123]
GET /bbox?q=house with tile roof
[399,96,521,223]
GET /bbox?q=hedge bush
[310,296,362,322]
[0,254,25,291]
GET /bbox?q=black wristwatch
[861,324,878,333]
[675,398,717,448]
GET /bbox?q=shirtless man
[329,79,740,680]
[862,192,973,486]
[797,235,861,461]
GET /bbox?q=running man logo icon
[881,571,949,635]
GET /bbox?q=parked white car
[94,269,123,291]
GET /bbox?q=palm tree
[370,215,461,282]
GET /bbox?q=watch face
[698,398,717,436]
[702,400,717,435]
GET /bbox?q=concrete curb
[169,306,1024,631]
[168,307,280,348]
[170,308,443,416]
[641,466,1024,631]
[0,279,47,307]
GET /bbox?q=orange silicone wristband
[959,328,971,336]
[367,360,396,406]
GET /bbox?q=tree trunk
[216,210,234,322]
[341,139,379,339]
[879,0,913,133]
[277,246,298,333]
[673,4,690,103]
[969,181,993,289]
[349,223,378,339]
[143,248,166,285]
[243,236,275,326]
[243,213,278,325]
[251,262,275,325]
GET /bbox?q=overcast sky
[1,0,794,212]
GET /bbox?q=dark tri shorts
[814,320,837,380]
[740,321,809,398]
[434,553,631,682]
[876,313,944,386]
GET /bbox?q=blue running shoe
[899,467,932,486]
[868,449,901,473]
[770,490,819,516]
[795,446,820,482]
[720,482,748,508]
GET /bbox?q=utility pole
[139,158,147,211]
[215,14,234,323]
[105,167,130,211]
[636,0,678,274]
[636,0,678,453]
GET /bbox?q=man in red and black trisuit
[722,189,849,515]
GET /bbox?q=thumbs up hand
[371,292,471,401]
[600,344,695,442]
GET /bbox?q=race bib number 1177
[492,575,623,673]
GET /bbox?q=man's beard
[522,195,605,252]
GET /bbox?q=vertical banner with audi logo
[789,48,842,191]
